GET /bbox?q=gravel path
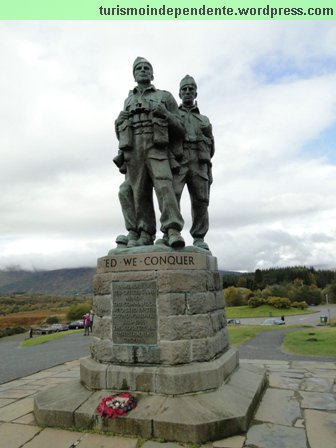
[238,328,335,362]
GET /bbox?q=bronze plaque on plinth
[112,280,157,344]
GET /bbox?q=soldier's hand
[152,103,167,119]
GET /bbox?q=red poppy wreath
[96,392,137,419]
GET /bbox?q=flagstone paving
[0,358,334,448]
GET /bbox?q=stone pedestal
[82,248,234,394]
[34,247,267,443]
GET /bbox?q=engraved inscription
[112,280,157,344]
[97,252,208,273]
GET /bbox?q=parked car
[261,318,285,326]
[49,323,69,332]
[34,326,56,335]
[227,319,241,325]
[68,320,84,329]
[34,323,69,335]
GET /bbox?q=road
[237,304,336,326]
[1,305,335,385]
[238,328,335,362]
[0,332,91,384]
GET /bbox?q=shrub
[0,326,26,339]
[266,296,291,309]
[67,302,92,321]
[291,301,308,310]
[261,287,272,299]
[224,287,253,307]
[45,316,59,324]
[248,297,266,308]
[224,287,243,306]
[289,285,321,305]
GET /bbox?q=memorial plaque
[112,280,157,344]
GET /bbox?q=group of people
[114,57,215,251]
[83,311,94,336]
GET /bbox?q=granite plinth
[34,364,267,444]
[34,249,267,443]
[91,250,227,366]
[80,348,239,395]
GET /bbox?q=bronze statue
[114,57,185,249]
[173,75,214,251]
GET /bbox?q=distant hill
[219,270,242,277]
[0,269,33,288]
[0,268,95,296]
[0,266,241,297]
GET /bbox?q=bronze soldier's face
[134,63,153,83]
[180,85,196,106]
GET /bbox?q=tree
[224,287,243,307]
[237,277,247,288]
[254,269,264,288]
[290,285,321,305]
[224,287,253,306]
[67,302,92,321]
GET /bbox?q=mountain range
[0,267,238,297]
[0,267,95,296]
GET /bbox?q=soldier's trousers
[118,177,156,236]
[124,133,184,234]
[173,159,210,239]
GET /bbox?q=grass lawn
[226,304,316,319]
[227,325,265,347]
[227,324,311,347]
[283,327,336,357]
[21,329,82,347]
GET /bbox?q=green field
[226,324,306,347]
[21,330,81,347]
[226,305,316,319]
[227,325,265,347]
[283,327,336,357]
[22,324,334,358]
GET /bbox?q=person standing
[83,313,90,336]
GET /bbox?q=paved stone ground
[0,358,335,448]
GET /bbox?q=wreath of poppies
[96,392,137,419]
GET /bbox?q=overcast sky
[1,21,336,272]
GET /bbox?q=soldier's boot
[128,230,154,247]
[116,234,128,248]
[193,238,210,251]
[116,230,139,248]
[155,233,169,246]
[168,229,185,249]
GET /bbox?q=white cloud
[1,21,336,272]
